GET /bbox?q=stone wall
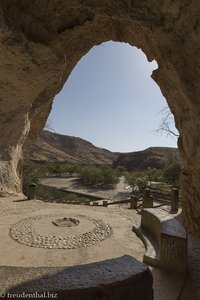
[8,256,153,300]
[0,1,200,232]
[141,208,187,273]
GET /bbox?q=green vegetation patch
[33,184,97,204]
[80,165,119,188]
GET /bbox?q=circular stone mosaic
[10,214,112,249]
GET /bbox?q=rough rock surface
[0,1,200,233]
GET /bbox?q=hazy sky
[47,41,178,152]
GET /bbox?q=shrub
[80,165,119,188]
[22,161,48,198]
[163,163,181,186]
[125,171,148,192]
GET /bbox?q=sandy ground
[0,196,194,300]
[40,176,200,300]
[0,204,144,268]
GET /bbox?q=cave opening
[46,41,178,153]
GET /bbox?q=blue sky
[47,41,178,152]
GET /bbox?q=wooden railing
[98,188,181,213]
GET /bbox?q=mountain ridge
[24,130,179,169]
[24,130,118,165]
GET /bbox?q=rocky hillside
[24,130,117,165]
[24,130,180,169]
[113,147,180,171]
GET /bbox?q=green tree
[125,171,148,192]
[115,166,127,177]
[145,167,162,186]
[61,164,79,176]
[22,161,47,198]
[163,163,181,186]
[101,166,119,186]
[48,163,63,175]
[80,166,119,188]
[23,161,47,185]
[47,162,81,177]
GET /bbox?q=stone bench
[139,208,187,274]
[8,256,153,300]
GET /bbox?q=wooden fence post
[142,188,153,208]
[171,188,179,213]
[130,195,137,209]
[103,200,108,207]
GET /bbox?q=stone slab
[6,256,153,300]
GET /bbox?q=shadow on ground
[4,256,153,300]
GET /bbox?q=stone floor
[0,199,144,268]
[0,196,199,299]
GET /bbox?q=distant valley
[24,130,180,170]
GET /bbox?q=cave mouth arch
[0,1,199,233]
[47,41,178,153]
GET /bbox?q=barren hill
[24,130,117,165]
[113,147,180,171]
[24,131,180,169]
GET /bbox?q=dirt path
[41,176,131,201]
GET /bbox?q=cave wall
[0,0,199,232]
